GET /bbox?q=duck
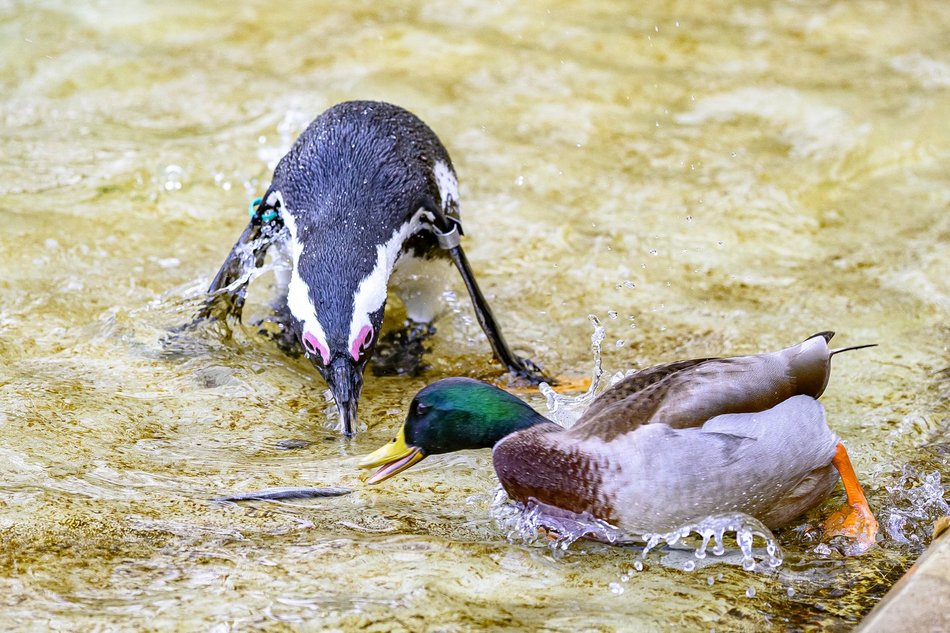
[192,101,549,436]
[358,332,879,552]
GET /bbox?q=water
[3,0,949,630]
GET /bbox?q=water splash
[539,314,609,428]
[490,489,630,551]
[639,513,783,572]
[883,464,949,548]
[539,314,640,427]
[148,224,291,324]
[490,489,783,572]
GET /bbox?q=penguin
[194,101,549,437]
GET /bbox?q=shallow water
[2,0,949,630]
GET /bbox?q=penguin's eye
[350,324,374,361]
[302,331,329,365]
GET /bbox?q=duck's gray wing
[607,395,840,532]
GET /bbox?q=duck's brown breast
[492,425,620,523]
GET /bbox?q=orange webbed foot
[823,442,879,556]
[823,501,878,556]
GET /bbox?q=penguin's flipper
[445,244,553,386]
[193,219,274,325]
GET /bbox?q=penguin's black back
[273,101,457,234]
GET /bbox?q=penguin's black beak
[323,356,364,437]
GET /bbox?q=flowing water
[2,0,949,630]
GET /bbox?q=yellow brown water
[2,1,948,630]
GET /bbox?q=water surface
[2,1,948,630]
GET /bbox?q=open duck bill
[357,426,427,484]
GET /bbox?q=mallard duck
[359,332,878,552]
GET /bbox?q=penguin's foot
[504,375,591,395]
[371,321,435,377]
[253,302,301,357]
[823,502,878,555]
[504,355,554,387]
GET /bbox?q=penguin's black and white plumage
[196,101,548,436]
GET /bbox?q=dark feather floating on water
[213,486,352,503]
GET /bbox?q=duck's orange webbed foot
[824,501,878,554]
[822,443,879,555]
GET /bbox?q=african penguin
[196,101,549,436]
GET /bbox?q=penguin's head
[264,166,417,437]
[280,188,391,437]
[297,304,383,438]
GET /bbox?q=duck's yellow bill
[357,426,426,484]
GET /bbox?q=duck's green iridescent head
[358,377,547,484]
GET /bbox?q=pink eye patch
[350,324,374,361]
[302,331,330,365]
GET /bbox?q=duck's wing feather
[569,334,837,442]
[580,358,714,420]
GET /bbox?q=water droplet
[607,310,618,319]
[163,165,184,191]
[515,175,524,186]
[707,576,714,586]
[615,340,625,348]
[633,560,644,571]
[623,280,636,289]
[683,560,695,572]
[649,249,658,256]
[787,587,796,597]
[609,582,624,595]
[746,587,756,598]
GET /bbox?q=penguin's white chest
[391,254,451,324]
